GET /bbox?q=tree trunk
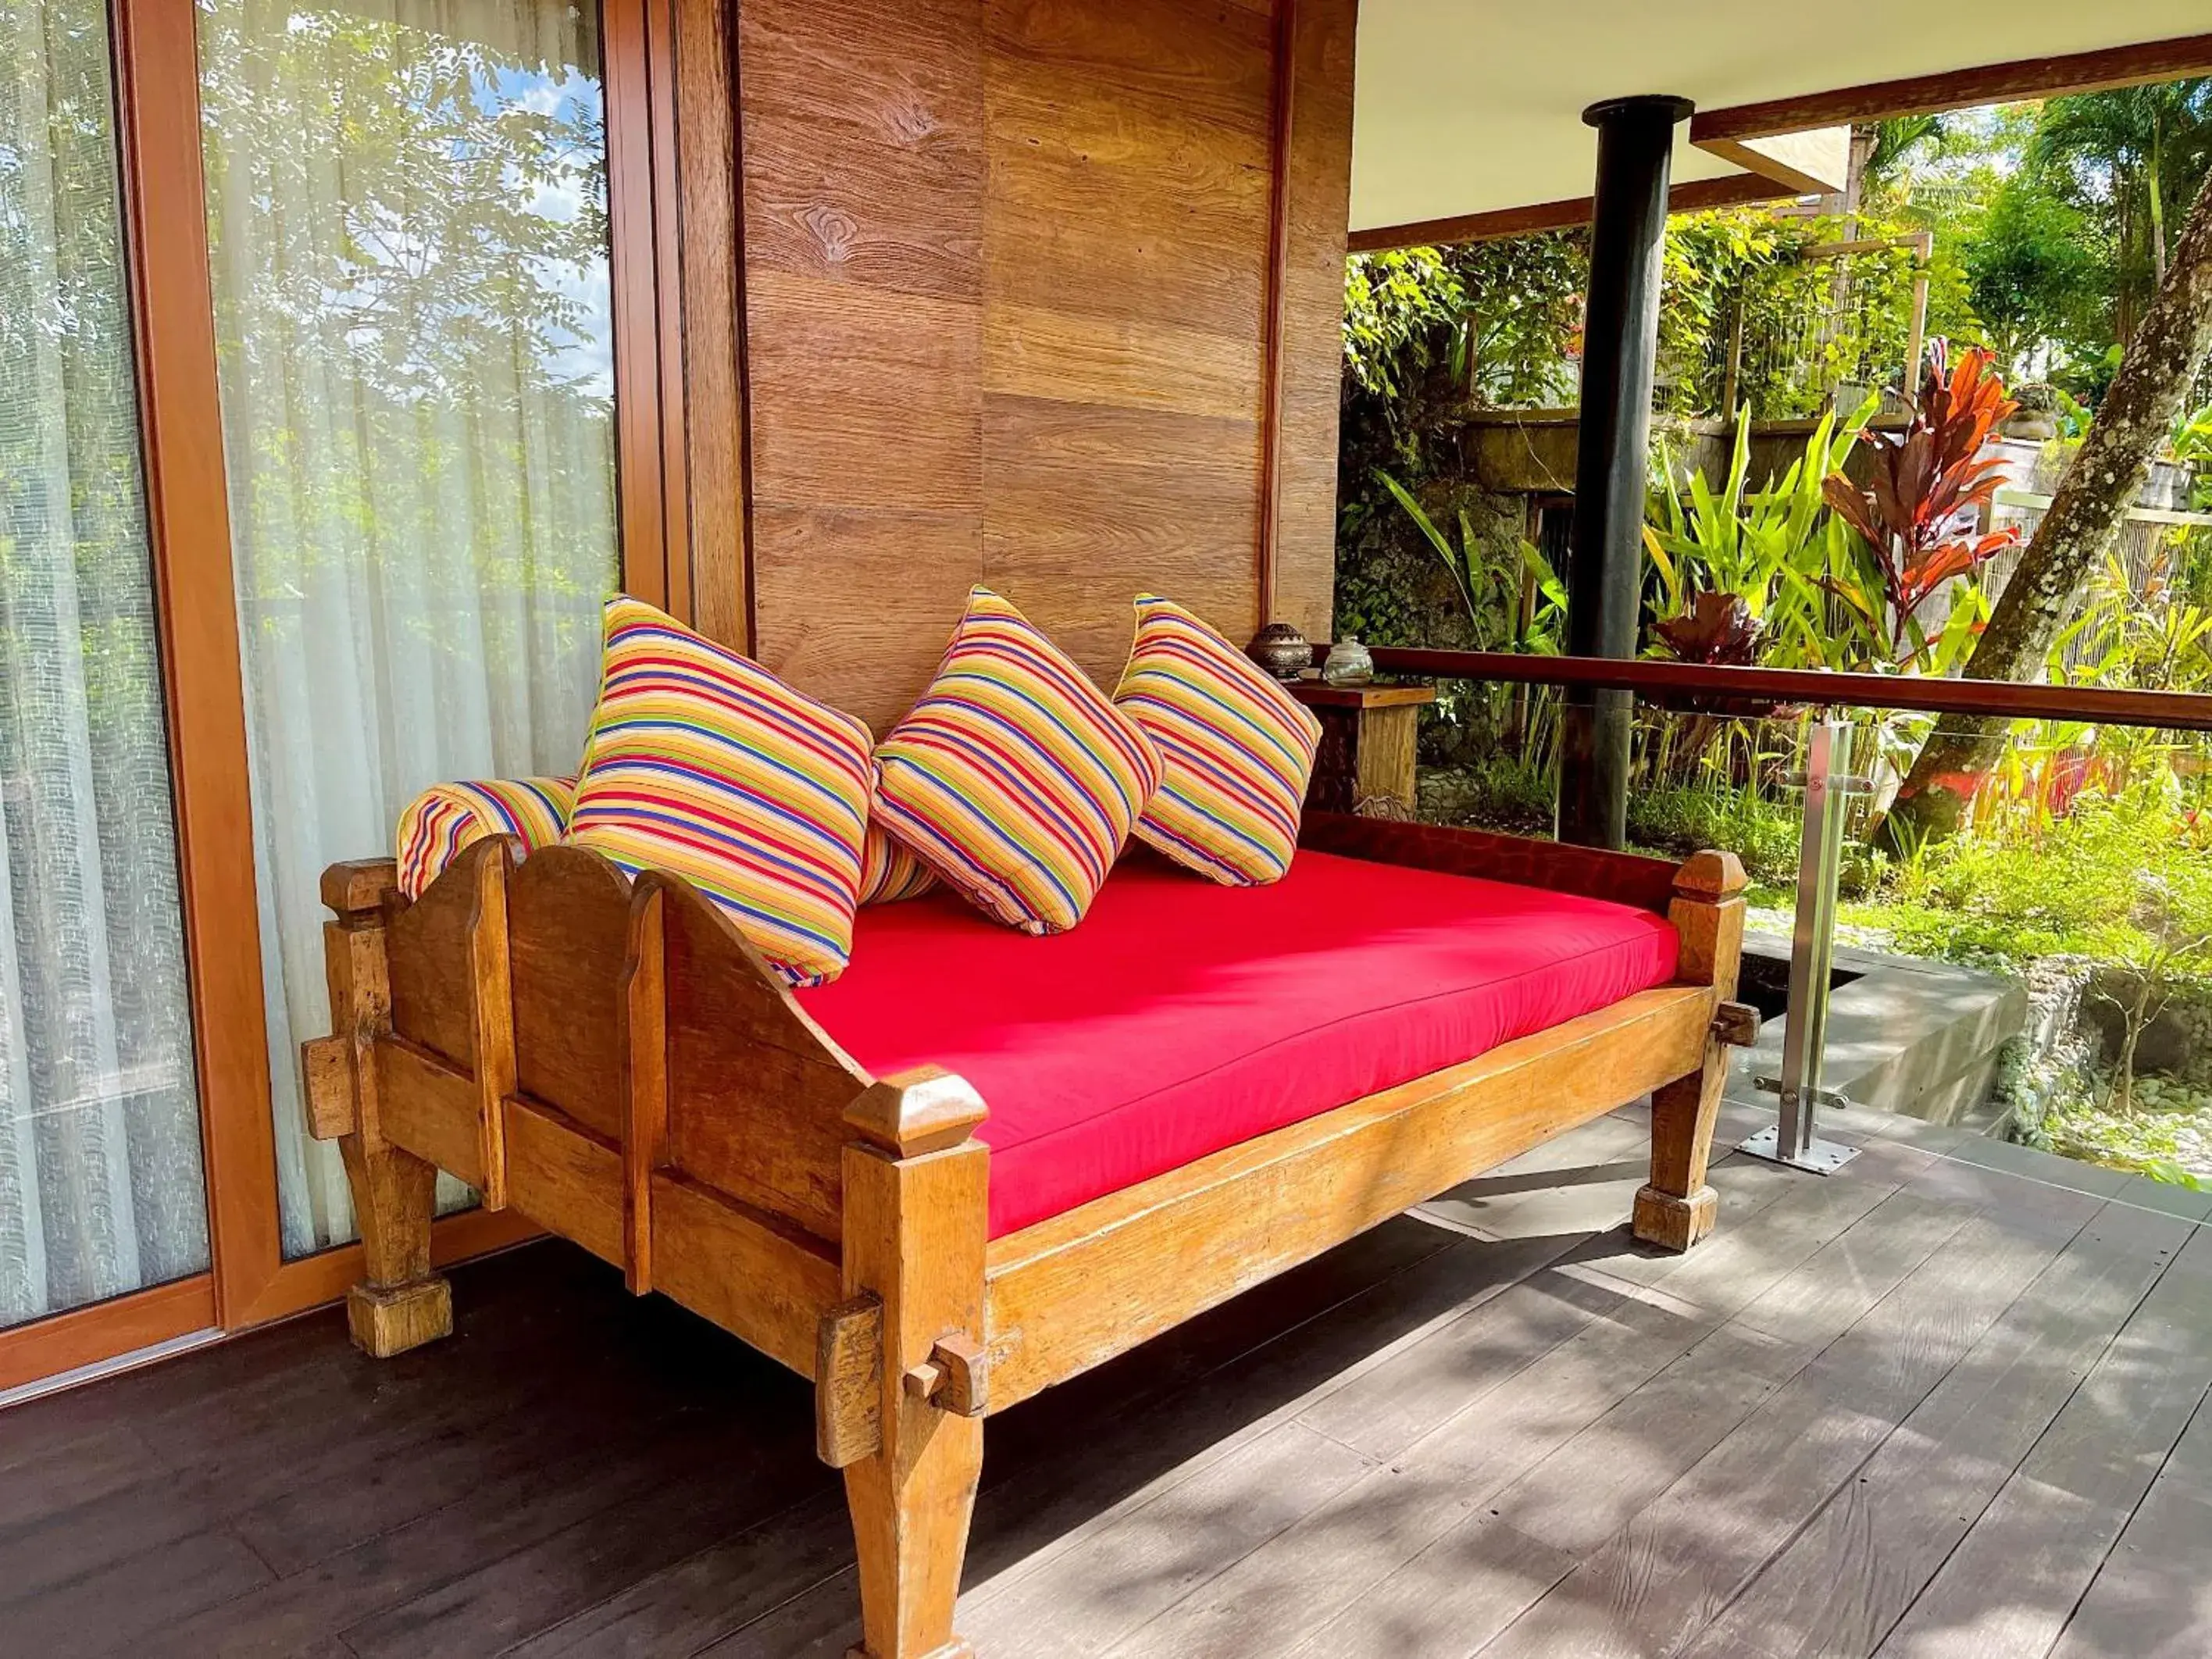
[1880,167,2212,853]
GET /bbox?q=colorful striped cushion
[873,587,1162,934]
[1113,595,1323,886]
[395,776,576,899]
[565,597,873,987]
[858,823,940,905]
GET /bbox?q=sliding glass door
[0,0,210,1328]
[194,0,623,1256]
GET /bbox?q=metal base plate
[1736,1126,1860,1175]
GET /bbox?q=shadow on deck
[2,1099,2207,1657]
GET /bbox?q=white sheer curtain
[197,0,619,1256]
[0,0,210,1326]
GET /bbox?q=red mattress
[796,848,1679,1238]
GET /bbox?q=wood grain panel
[983,397,1260,682]
[1265,0,1356,640]
[508,847,634,1144]
[983,301,1265,423]
[651,1171,844,1377]
[384,869,481,1070]
[977,0,1279,667]
[748,505,984,735]
[983,16,1272,340]
[741,117,983,301]
[374,1037,488,1189]
[671,0,747,648]
[988,0,1276,138]
[739,0,986,728]
[658,873,867,1244]
[745,273,983,513]
[503,1097,626,1268]
[739,0,1359,722]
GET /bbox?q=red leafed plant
[1652,590,1762,666]
[1821,345,2022,662]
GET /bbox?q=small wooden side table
[1290,680,1437,820]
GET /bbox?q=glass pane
[1417,684,2212,1194]
[0,0,211,1326]
[196,0,619,1257]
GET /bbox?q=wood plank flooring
[3,1098,2206,1658]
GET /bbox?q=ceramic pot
[1246,623,1313,680]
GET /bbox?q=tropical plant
[1650,591,1763,669]
[1645,398,1877,669]
[1342,248,1467,399]
[1821,344,2020,666]
[1888,164,2212,851]
[1375,472,1566,653]
[2030,80,2212,343]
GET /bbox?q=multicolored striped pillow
[565,597,873,987]
[1113,595,1323,886]
[874,587,1162,933]
[395,776,576,899]
[857,823,940,905]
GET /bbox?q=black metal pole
[1557,94,1693,850]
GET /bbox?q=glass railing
[1383,657,2212,1195]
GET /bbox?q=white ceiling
[1351,1,2212,234]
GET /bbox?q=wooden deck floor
[5,1097,2210,1658]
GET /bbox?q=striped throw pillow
[396,776,576,899]
[565,597,873,987]
[874,587,1161,933]
[857,823,939,905]
[1113,595,1323,886]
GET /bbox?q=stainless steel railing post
[1742,715,1861,1175]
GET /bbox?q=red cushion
[796,849,1680,1238]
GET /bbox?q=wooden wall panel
[1265,0,1358,642]
[735,0,1355,723]
[671,0,748,647]
[980,0,1277,689]
[737,0,987,734]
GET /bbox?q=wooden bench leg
[839,1072,990,1659]
[1633,1032,1725,1252]
[339,1133,451,1358]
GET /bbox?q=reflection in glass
[197,0,620,1256]
[0,0,211,1325]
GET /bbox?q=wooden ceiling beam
[1691,30,2212,141]
[1347,172,1795,253]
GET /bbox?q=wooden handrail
[1339,648,2212,734]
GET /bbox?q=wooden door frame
[0,0,685,1397]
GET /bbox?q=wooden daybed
[303,812,1753,1659]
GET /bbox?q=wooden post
[1721,292,1746,419]
[315,859,453,1357]
[1634,849,1746,1252]
[837,1068,990,1659]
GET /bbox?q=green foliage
[1335,239,1584,651]
[1660,209,1930,418]
[1342,248,1467,399]
[1966,177,2110,373]
[1375,473,1564,651]
[1625,776,1803,888]
[195,0,617,661]
[1644,401,1875,669]
[1418,751,1556,837]
[2050,553,2212,696]
[2047,1097,2212,1186]
[1454,234,1589,409]
[1875,783,2212,969]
